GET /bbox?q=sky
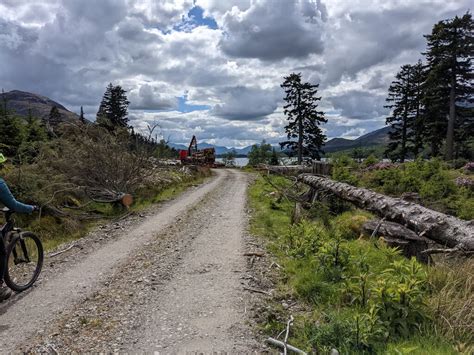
[0,0,471,147]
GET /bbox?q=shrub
[331,211,371,240]
[278,221,328,258]
[331,155,359,186]
[363,154,379,167]
[462,162,474,173]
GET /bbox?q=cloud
[219,0,327,61]
[129,84,178,110]
[329,90,389,120]
[211,86,281,120]
[0,0,472,148]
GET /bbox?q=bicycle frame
[0,211,20,282]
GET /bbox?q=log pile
[298,174,474,252]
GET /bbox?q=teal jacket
[0,178,34,213]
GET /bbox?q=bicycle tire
[0,236,6,285]
[4,232,43,292]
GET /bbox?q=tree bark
[363,219,430,263]
[298,174,474,250]
[297,91,303,165]
[265,165,314,175]
[446,74,456,161]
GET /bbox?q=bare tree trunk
[298,174,474,250]
[297,91,303,165]
[445,74,456,161]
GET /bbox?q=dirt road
[0,169,267,353]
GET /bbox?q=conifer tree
[423,12,473,160]
[0,91,23,156]
[79,106,86,124]
[385,62,425,161]
[49,106,61,124]
[280,73,326,163]
[409,61,426,157]
[96,83,130,131]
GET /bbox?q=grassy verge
[7,169,212,252]
[248,173,473,354]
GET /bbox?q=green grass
[248,173,471,354]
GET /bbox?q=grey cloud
[128,0,194,29]
[323,4,471,84]
[129,84,178,110]
[329,90,389,120]
[219,0,326,61]
[211,86,281,120]
[364,70,390,91]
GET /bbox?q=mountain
[324,126,391,153]
[0,90,80,122]
[170,127,391,156]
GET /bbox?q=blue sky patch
[178,95,210,113]
[174,6,218,32]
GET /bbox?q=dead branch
[244,252,265,257]
[266,337,307,355]
[243,287,271,296]
[49,243,78,257]
[421,245,474,255]
[283,315,294,355]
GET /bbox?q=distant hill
[324,126,391,153]
[0,90,80,122]
[170,126,391,156]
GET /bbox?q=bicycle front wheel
[5,232,43,292]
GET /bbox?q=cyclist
[0,153,37,301]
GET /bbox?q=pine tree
[423,12,474,160]
[280,73,326,163]
[385,62,425,162]
[79,106,86,124]
[96,83,130,131]
[49,106,62,125]
[248,140,272,166]
[0,91,23,156]
[270,148,279,165]
[410,61,426,157]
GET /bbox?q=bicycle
[0,207,43,292]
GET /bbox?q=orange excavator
[179,135,216,166]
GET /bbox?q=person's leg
[0,236,11,301]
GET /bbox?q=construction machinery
[179,135,216,166]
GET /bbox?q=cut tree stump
[298,174,474,251]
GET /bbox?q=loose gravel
[0,169,272,353]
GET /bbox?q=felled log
[85,187,133,208]
[265,165,314,176]
[298,174,474,251]
[363,219,430,263]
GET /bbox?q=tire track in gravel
[24,169,263,353]
[0,169,228,353]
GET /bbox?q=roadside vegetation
[331,156,473,220]
[248,173,473,354]
[0,84,209,251]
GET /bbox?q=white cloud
[0,0,471,147]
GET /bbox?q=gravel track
[0,169,267,353]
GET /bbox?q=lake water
[216,157,249,167]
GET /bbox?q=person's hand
[32,205,39,212]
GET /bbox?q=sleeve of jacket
[0,179,34,214]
